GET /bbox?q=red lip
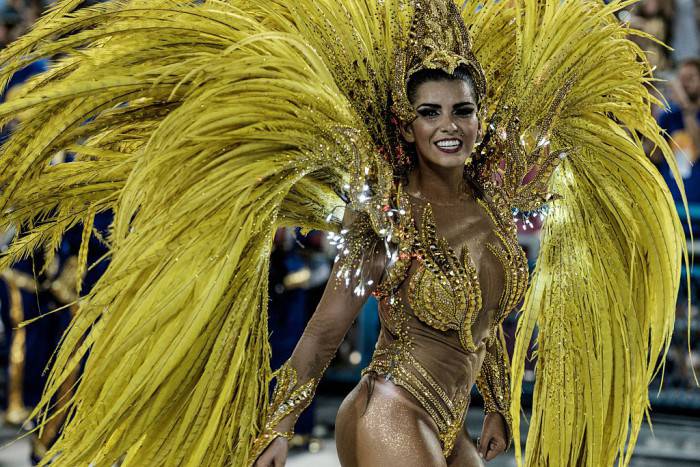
[434,139,463,154]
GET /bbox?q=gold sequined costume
[359,187,528,457]
[0,0,687,466]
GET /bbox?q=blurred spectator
[671,0,700,63]
[0,4,22,47]
[657,58,700,206]
[0,208,112,464]
[268,228,333,452]
[628,0,675,74]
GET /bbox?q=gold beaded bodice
[407,203,483,352]
[375,189,528,347]
[364,187,529,457]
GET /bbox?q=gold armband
[250,364,317,463]
[476,332,513,448]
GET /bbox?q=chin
[430,151,470,168]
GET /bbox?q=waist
[362,341,472,457]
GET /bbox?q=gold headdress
[391,0,486,123]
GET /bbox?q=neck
[406,160,473,204]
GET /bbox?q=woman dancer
[255,62,522,466]
[0,0,685,466]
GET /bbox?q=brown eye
[454,107,475,117]
[417,108,439,118]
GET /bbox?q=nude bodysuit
[251,187,529,466]
[361,189,529,457]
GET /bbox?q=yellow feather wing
[0,1,397,464]
[464,1,686,465]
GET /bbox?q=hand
[478,413,508,462]
[254,437,289,467]
[669,78,694,112]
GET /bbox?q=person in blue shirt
[657,58,700,205]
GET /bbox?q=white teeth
[436,139,461,149]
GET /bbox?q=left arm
[476,325,512,461]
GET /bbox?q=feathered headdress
[391,0,486,122]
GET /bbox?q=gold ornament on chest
[374,189,530,353]
[408,204,483,352]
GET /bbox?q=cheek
[459,118,480,142]
[411,121,436,149]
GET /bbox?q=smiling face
[400,78,480,171]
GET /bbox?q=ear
[399,121,416,143]
[476,119,483,145]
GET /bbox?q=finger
[485,438,506,461]
[485,442,497,461]
[492,437,506,452]
[478,435,491,459]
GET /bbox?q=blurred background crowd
[0,0,698,466]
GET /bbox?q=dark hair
[680,58,700,75]
[406,66,479,107]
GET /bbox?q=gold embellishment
[250,364,317,463]
[366,184,528,458]
[476,329,514,448]
[372,188,414,305]
[477,198,529,324]
[363,308,471,458]
[473,82,574,214]
[408,203,482,352]
[333,213,381,296]
[392,0,486,123]
[395,191,527,352]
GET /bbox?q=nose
[440,117,460,134]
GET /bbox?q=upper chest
[376,193,529,351]
[411,197,503,270]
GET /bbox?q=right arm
[252,211,386,467]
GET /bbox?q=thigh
[336,376,447,467]
[446,426,483,467]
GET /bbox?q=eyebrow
[416,101,476,108]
